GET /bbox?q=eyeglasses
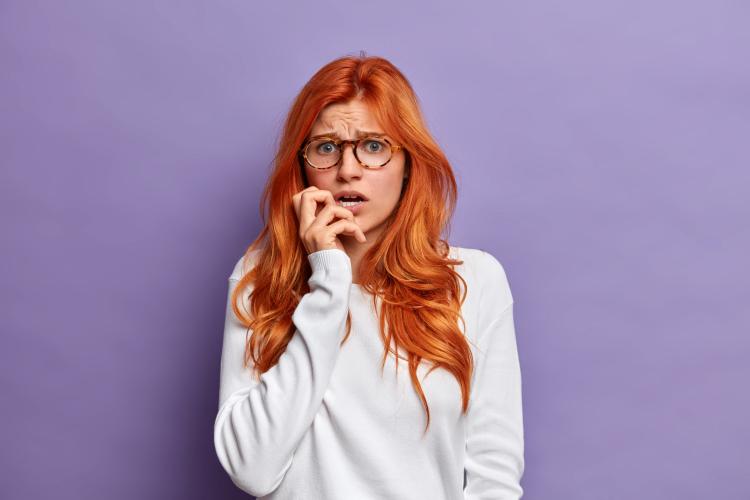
[299,135,403,170]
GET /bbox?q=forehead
[310,99,385,137]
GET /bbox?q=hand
[292,186,367,254]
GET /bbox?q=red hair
[231,52,472,436]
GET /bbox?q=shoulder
[228,248,263,282]
[449,245,514,311]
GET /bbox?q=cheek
[372,176,405,209]
[305,171,333,189]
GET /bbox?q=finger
[300,189,330,227]
[294,187,322,225]
[309,203,355,230]
[293,186,318,220]
[328,219,367,243]
[299,190,335,230]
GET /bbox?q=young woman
[214,53,524,499]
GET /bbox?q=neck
[340,227,384,284]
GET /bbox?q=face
[303,98,408,242]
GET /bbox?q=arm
[464,252,525,499]
[213,248,352,497]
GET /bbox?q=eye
[316,141,338,155]
[363,139,385,153]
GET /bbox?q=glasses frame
[299,135,404,170]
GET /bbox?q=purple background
[2,1,748,499]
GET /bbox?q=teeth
[337,200,363,207]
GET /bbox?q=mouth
[336,197,366,208]
[335,196,367,215]
[334,190,368,207]
[333,188,370,215]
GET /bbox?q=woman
[214,53,524,499]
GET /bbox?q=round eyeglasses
[299,135,403,170]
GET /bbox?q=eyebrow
[309,130,387,141]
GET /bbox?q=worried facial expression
[303,98,408,242]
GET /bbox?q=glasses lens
[306,139,339,169]
[305,137,392,169]
[356,137,392,168]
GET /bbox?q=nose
[336,143,363,181]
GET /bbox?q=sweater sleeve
[464,251,525,499]
[213,248,352,497]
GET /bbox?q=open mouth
[336,196,366,207]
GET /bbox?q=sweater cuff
[307,248,352,275]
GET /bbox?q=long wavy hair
[231,52,472,436]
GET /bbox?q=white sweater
[214,246,524,499]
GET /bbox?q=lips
[336,198,366,215]
[334,190,369,202]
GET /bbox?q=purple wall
[2,1,748,498]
